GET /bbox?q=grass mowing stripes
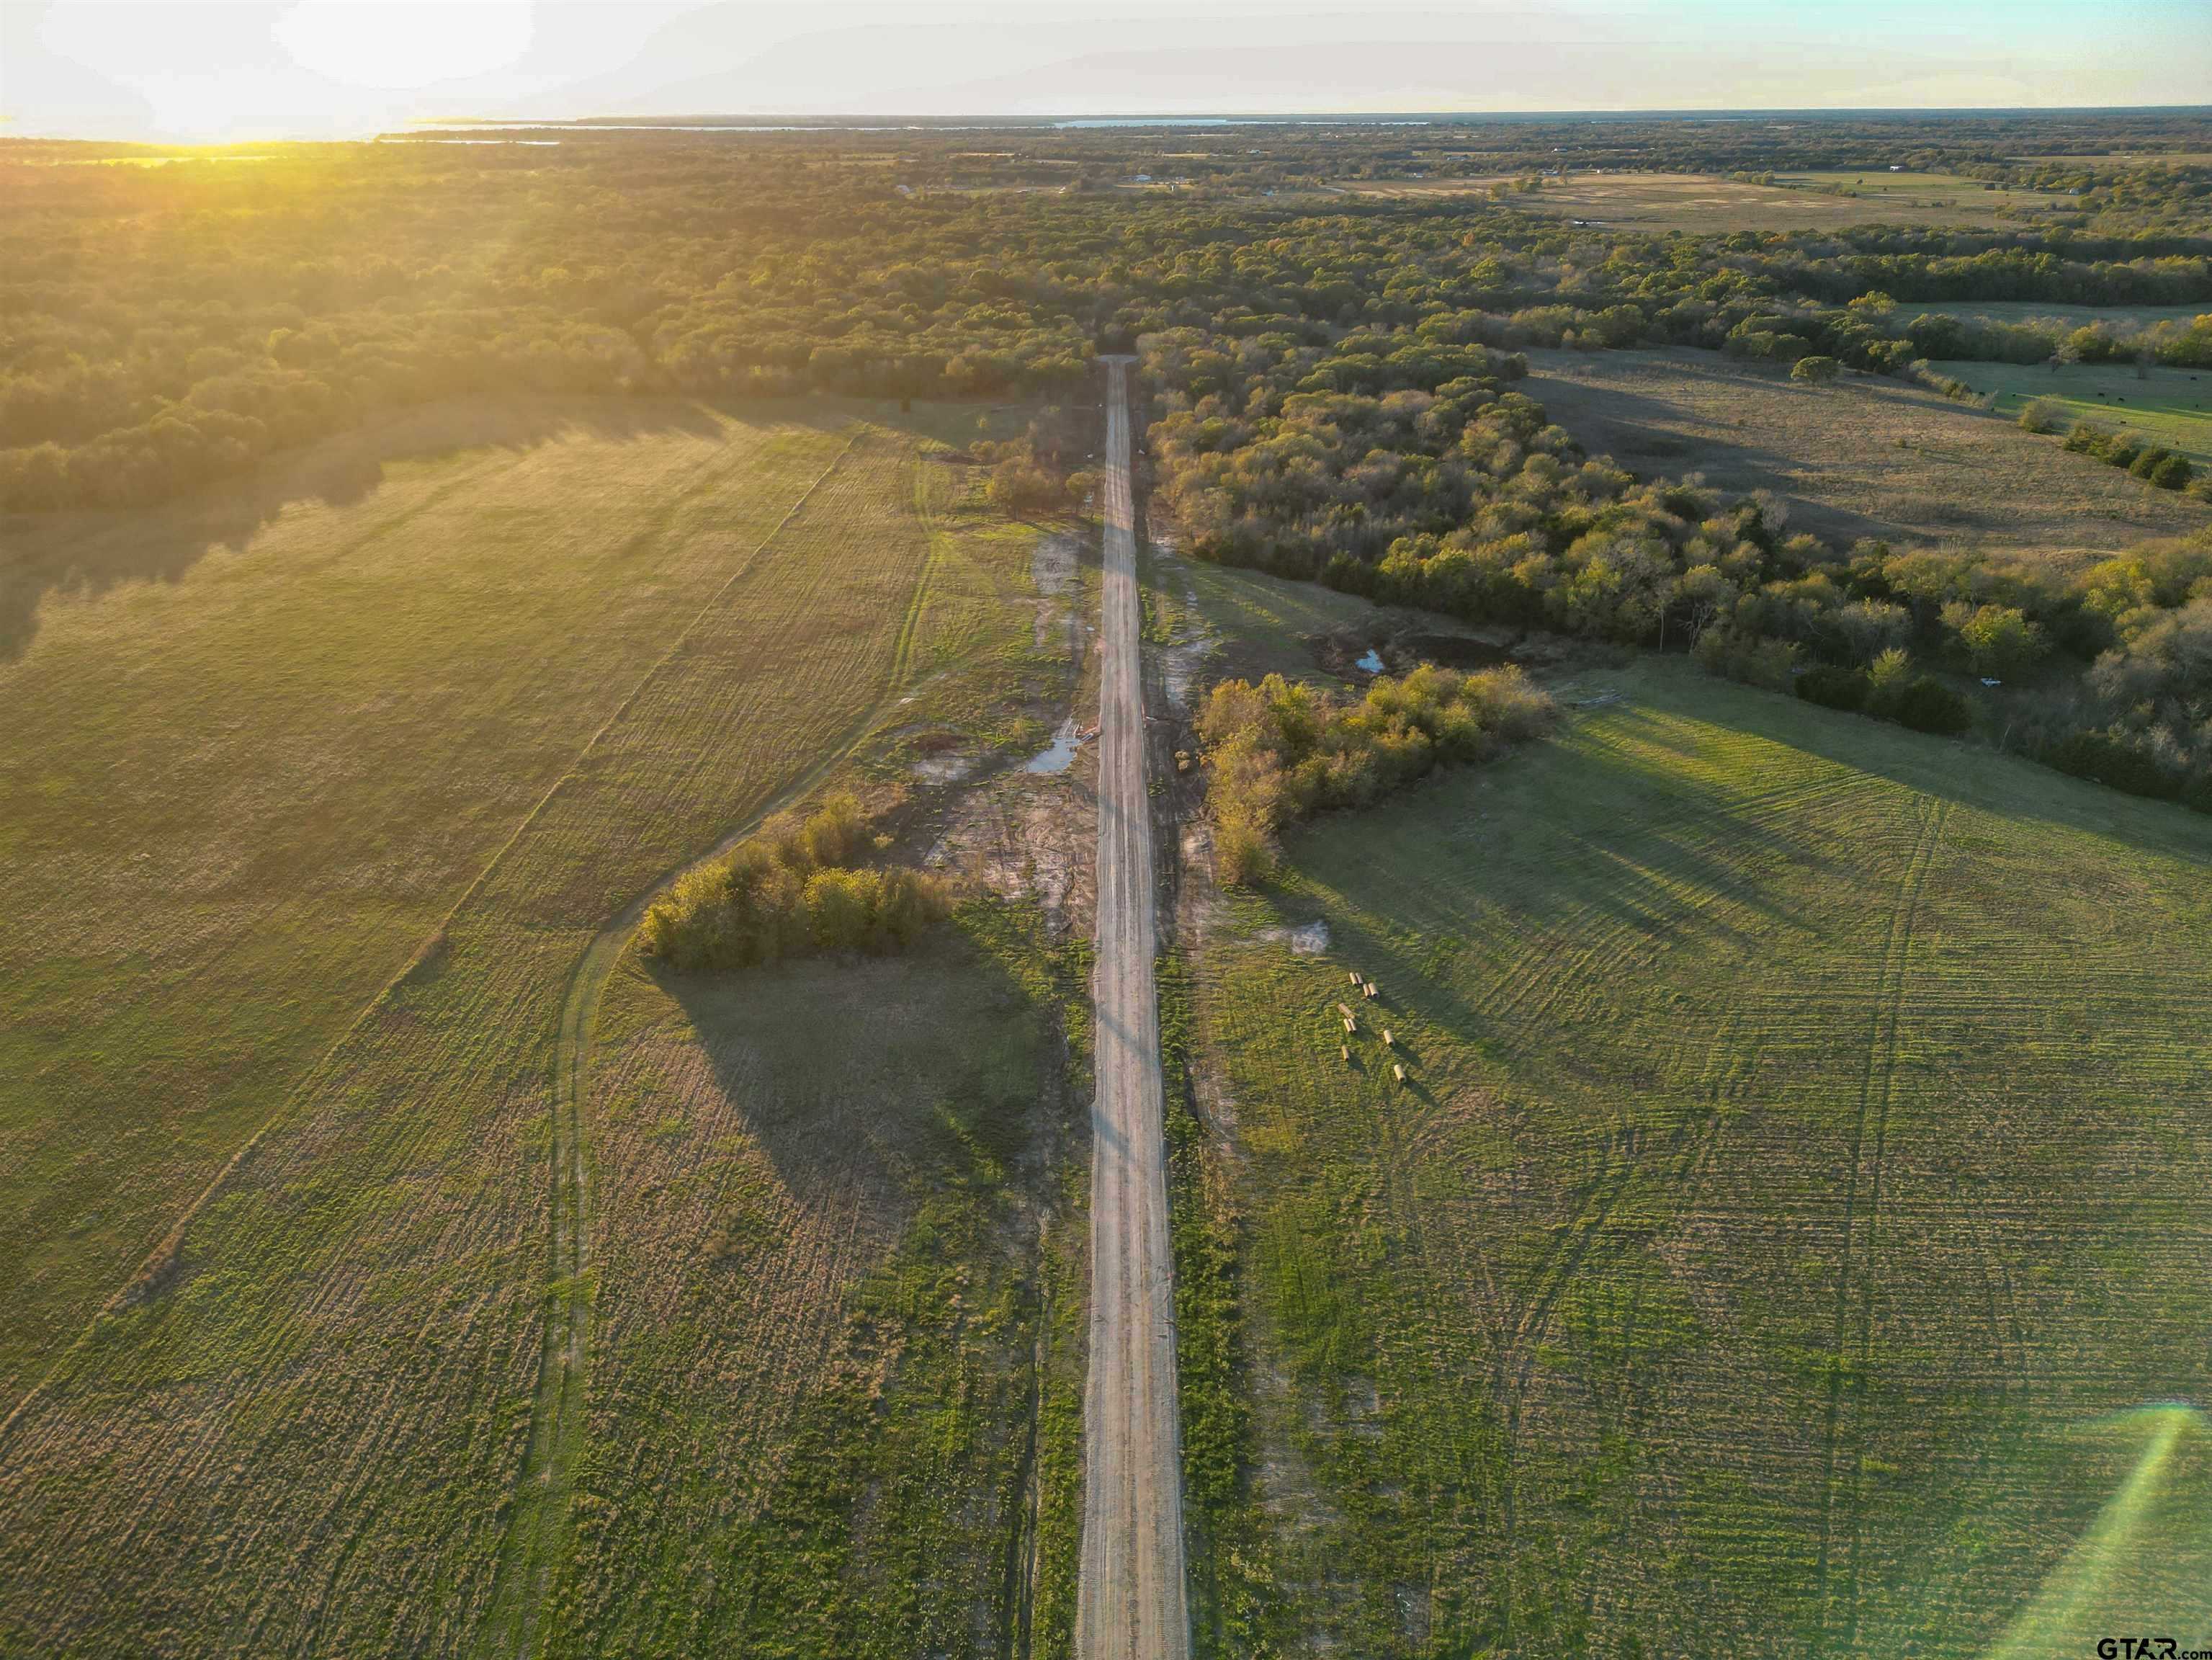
[0,400,848,1410]
[1185,650,2212,1657]
[0,413,1049,1655]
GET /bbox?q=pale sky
[3,0,2208,143]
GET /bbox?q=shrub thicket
[2062,418,2196,490]
[640,794,950,970]
[1196,665,1556,883]
[2043,729,2185,800]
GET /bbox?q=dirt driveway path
[1075,357,1191,1660]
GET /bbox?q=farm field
[0,398,1087,1655]
[1523,348,2212,554]
[537,906,1091,1659]
[1926,359,2212,465]
[1176,646,2212,1657]
[1771,170,2061,218]
[1911,300,2211,331]
[1329,171,2054,231]
[0,396,848,1407]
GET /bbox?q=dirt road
[1075,358,1191,1660]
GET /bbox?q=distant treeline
[1197,666,1557,883]
[4,130,2211,510]
[640,794,950,971]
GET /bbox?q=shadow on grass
[643,919,1054,1212]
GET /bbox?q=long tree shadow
[640,922,1060,1224]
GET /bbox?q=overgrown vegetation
[1196,665,1557,883]
[640,793,951,969]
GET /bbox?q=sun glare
[273,0,535,92]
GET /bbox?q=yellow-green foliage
[641,793,950,969]
[1197,664,1556,883]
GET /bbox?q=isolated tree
[1790,355,1842,386]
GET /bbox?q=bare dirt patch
[1031,532,1083,653]
[929,769,1097,940]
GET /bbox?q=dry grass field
[0,399,1088,1656]
[1173,635,2212,1657]
[1771,170,2063,219]
[1330,171,2058,231]
[1523,349,2212,558]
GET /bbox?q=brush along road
[1075,357,1191,1660]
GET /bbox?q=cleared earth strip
[477,429,947,1658]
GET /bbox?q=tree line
[5,129,2211,509]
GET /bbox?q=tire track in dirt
[476,429,944,1659]
[1814,795,1947,1648]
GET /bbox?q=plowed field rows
[1186,652,2212,1657]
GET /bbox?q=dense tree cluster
[6,122,2211,509]
[640,794,949,970]
[1145,308,2212,810]
[1196,665,1556,882]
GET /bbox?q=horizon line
[6,102,2211,147]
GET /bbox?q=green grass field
[0,398,1091,1656]
[1773,171,2063,218]
[1178,643,2212,1656]
[1930,359,2212,464]
[1171,553,1384,684]
[1917,300,2211,331]
[540,903,1091,1659]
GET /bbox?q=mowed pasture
[542,910,1089,1659]
[1330,171,2054,231]
[1927,358,2212,465]
[1186,654,2212,1657]
[1770,170,2062,219]
[1523,348,2212,555]
[1915,300,2211,331]
[0,399,1079,1654]
[0,396,847,1406]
